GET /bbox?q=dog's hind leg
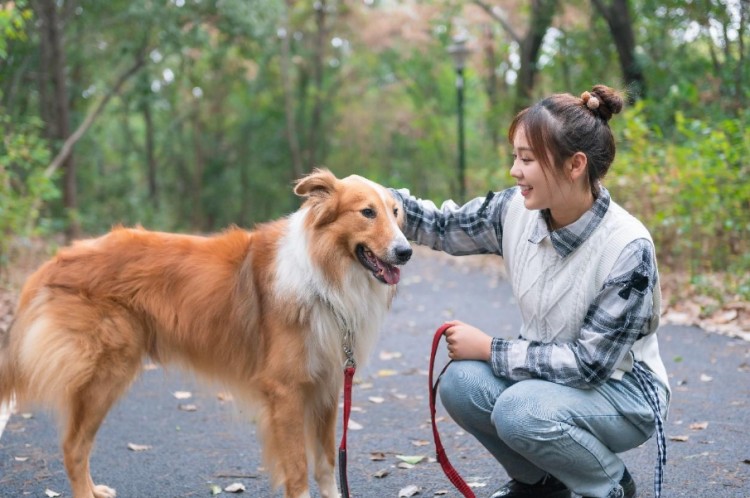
[52,309,144,498]
[61,349,141,498]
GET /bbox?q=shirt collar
[528,187,611,258]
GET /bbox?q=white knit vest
[502,190,669,390]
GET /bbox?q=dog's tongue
[377,260,400,285]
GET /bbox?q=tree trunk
[280,1,304,181]
[473,0,557,110]
[517,0,558,108]
[34,0,79,240]
[143,101,158,208]
[591,0,646,102]
[306,0,327,169]
[191,111,205,231]
[481,24,501,149]
[736,0,747,112]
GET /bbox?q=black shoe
[582,468,636,498]
[490,475,571,498]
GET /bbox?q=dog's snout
[395,245,412,264]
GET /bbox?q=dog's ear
[294,168,337,199]
[294,168,338,226]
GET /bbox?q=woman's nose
[509,161,521,179]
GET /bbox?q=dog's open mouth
[356,244,401,285]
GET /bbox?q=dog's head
[294,168,412,285]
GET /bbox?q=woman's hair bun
[581,85,624,122]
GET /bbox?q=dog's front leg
[265,384,313,498]
[311,398,339,498]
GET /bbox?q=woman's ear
[568,152,588,182]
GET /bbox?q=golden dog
[0,168,412,498]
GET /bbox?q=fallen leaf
[178,403,198,412]
[368,396,385,404]
[411,439,430,447]
[689,421,709,430]
[377,369,398,377]
[45,490,61,498]
[398,462,415,469]
[669,435,689,442]
[14,456,29,462]
[398,484,420,497]
[21,413,33,419]
[379,351,403,361]
[210,484,222,495]
[370,452,386,461]
[173,391,192,399]
[434,491,448,496]
[468,482,488,488]
[396,455,425,465]
[224,482,246,493]
[700,374,713,382]
[373,469,389,478]
[127,443,152,452]
[348,419,363,430]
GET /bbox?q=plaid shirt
[392,186,660,389]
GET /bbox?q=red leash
[338,363,356,497]
[429,323,477,498]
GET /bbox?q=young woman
[391,85,670,498]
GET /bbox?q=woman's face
[509,126,556,211]
[510,126,594,229]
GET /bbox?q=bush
[0,114,60,270]
[612,103,749,298]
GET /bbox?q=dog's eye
[361,208,376,219]
[393,207,399,217]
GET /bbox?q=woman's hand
[444,320,493,361]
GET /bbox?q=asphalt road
[1,249,748,497]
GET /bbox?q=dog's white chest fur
[273,209,393,379]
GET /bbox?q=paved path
[1,250,748,497]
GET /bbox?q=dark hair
[507,84,625,195]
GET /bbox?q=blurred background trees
[0,0,748,297]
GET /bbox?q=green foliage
[0,0,747,295]
[612,104,750,297]
[0,0,32,59]
[0,114,59,268]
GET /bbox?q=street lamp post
[447,34,471,203]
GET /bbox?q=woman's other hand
[444,320,493,361]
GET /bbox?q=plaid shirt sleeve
[390,188,515,256]
[489,238,659,389]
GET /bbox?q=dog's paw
[93,484,117,498]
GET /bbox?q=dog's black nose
[395,245,413,264]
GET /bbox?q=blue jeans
[438,360,669,498]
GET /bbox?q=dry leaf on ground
[398,484,420,497]
[127,443,152,452]
[224,482,246,493]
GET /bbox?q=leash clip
[342,326,357,369]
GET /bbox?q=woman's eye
[361,208,376,219]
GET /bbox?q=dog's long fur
[0,168,412,498]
